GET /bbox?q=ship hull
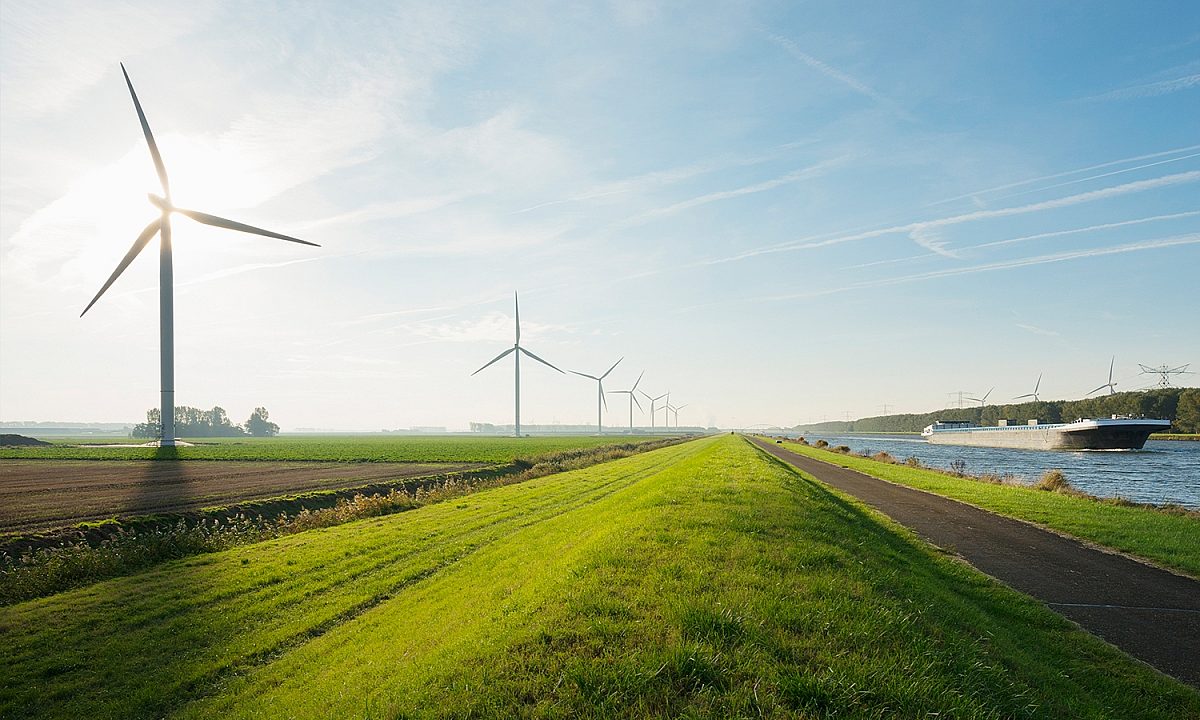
[922,419,1170,451]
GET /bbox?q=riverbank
[771,438,1200,578]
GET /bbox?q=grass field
[2,435,1195,719]
[0,435,657,463]
[778,440,1200,578]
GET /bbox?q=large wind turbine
[608,371,644,432]
[1088,357,1118,396]
[82,64,318,447]
[966,387,994,407]
[638,389,667,429]
[570,357,622,434]
[471,292,563,436]
[1014,374,1042,402]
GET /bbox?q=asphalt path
[748,436,1200,688]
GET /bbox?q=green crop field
[778,440,1200,578]
[0,434,660,463]
[2,435,1195,719]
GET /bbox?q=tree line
[132,406,279,439]
[794,387,1200,434]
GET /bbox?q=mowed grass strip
[779,440,1200,578]
[0,440,698,719]
[5,437,1196,719]
[0,435,657,463]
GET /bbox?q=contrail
[928,144,1200,207]
[699,170,1200,266]
[970,211,1200,250]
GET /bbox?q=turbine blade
[174,207,318,246]
[570,370,599,380]
[1013,393,1033,400]
[632,370,644,392]
[1108,356,1115,383]
[520,347,563,373]
[514,292,520,345]
[81,219,161,316]
[600,357,623,380]
[601,386,608,411]
[631,394,642,411]
[1034,373,1041,392]
[1087,384,1108,396]
[121,64,169,197]
[471,347,515,376]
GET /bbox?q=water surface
[797,433,1200,509]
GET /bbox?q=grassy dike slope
[778,440,1200,578]
[2,436,1196,719]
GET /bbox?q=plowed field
[0,461,479,533]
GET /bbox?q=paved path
[748,437,1200,687]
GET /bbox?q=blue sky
[2,1,1197,431]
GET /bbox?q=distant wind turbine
[570,357,622,434]
[608,371,644,432]
[667,402,688,429]
[1014,374,1042,402]
[1088,357,1118,396]
[966,387,994,407]
[638,389,667,429]
[82,64,318,447]
[471,292,563,437]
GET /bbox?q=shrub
[832,445,851,454]
[872,451,895,464]
[949,459,968,476]
[1035,469,1070,492]
[904,456,921,467]
[814,440,829,448]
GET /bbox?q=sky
[2,1,1198,432]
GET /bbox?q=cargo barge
[921,415,1171,450]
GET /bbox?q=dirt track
[748,437,1200,688]
[0,461,480,534]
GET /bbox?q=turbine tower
[608,371,643,432]
[1088,357,1118,396]
[471,292,563,437]
[667,402,688,429]
[82,64,318,447]
[570,357,622,434]
[638,389,667,430]
[966,387,994,407]
[1138,363,1192,388]
[1014,373,1042,402]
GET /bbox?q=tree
[1175,389,1200,434]
[246,407,279,437]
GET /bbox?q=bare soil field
[0,461,480,534]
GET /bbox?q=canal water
[796,433,1200,509]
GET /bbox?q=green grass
[0,435,659,463]
[3,435,1196,718]
[778,439,1200,578]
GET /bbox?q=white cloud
[0,1,215,115]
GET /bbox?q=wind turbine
[1088,357,1118,396]
[667,402,688,429]
[81,64,318,447]
[638,389,667,430]
[966,387,994,407]
[608,371,643,432]
[1014,374,1042,402]
[471,292,563,437]
[570,357,622,434]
